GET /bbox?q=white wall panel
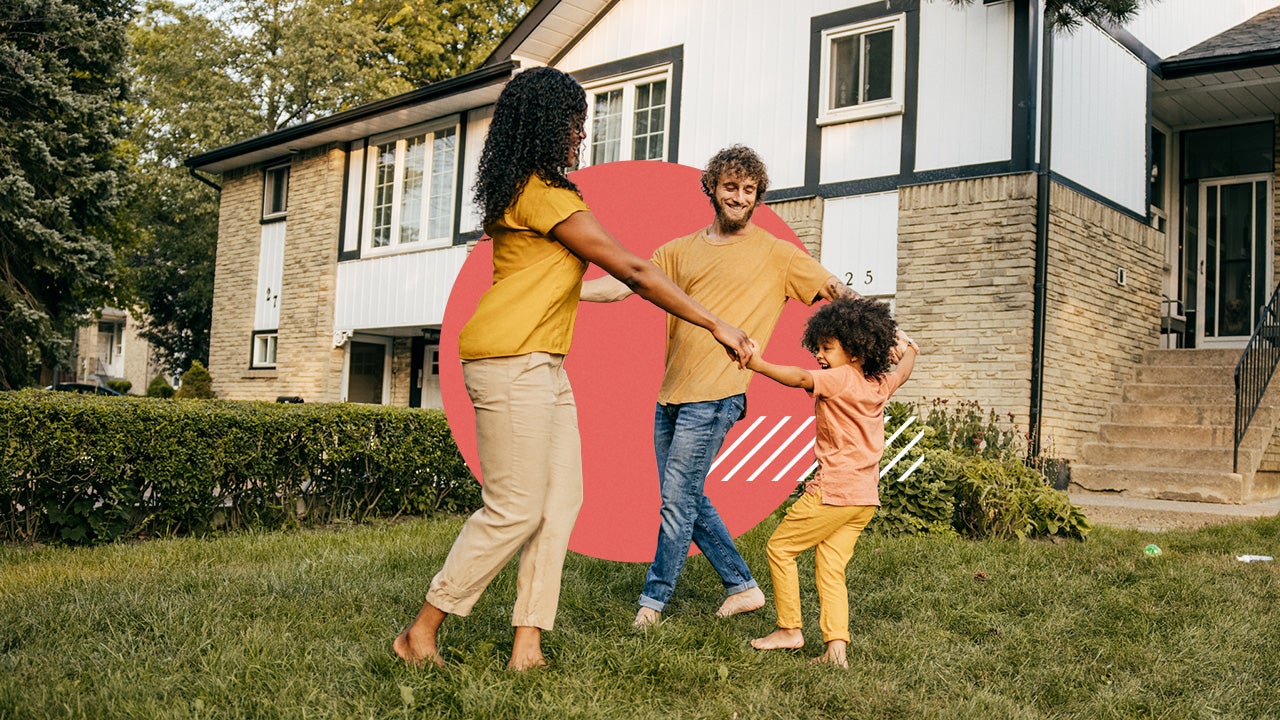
[820,192,899,297]
[255,222,286,330]
[460,106,493,234]
[914,0,1013,171]
[557,0,856,188]
[334,244,469,332]
[1051,22,1147,214]
[820,116,902,183]
[1124,0,1279,59]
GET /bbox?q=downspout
[1028,11,1053,460]
[188,165,222,193]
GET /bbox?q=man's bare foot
[393,603,447,668]
[750,628,805,651]
[715,586,765,618]
[508,626,547,671]
[809,639,848,668]
[633,607,661,629]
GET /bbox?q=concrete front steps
[1071,349,1280,507]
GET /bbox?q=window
[583,68,671,166]
[252,331,278,369]
[363,119,458,251]
[818,15,905,125]
[263,164,289,219]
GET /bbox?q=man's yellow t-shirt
[651,226,831,404]
[458,175,590,360]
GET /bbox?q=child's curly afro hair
[801,296,898,380]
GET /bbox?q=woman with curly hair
[744,297,918,668]
[394,66,753,671]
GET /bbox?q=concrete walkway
[1069,492,1280,532]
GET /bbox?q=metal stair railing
[1233,282,1280,472]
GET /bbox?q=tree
[947,0,1146,30]
[0,0,133,389]
[123,0,531,375]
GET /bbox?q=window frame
[251,330,278,369]
[817,14,906,126]
[360,116,460,255]
[581,65,673,168]
[262,164,290,221]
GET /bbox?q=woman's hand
[713,322,753,369]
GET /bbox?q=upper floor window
[583,67,671,166]
[263,164,290,220]
[818,15,905,125]
[363,119,458,251]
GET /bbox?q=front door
[346,340,388,404]
[1196,174,1273,346]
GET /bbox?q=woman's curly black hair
[474,67,587,226]
[700,145,770,204]
[802,297,898,381]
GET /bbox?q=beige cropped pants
[425,352,583,630]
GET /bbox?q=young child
[747,296,918,667]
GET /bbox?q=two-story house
[188,0,1280,505]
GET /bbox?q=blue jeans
[639,395,757,612]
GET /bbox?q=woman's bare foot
[393,602,446,667]
[716,586,766,618]
[809,639,848,668]
[750,628,804,651]
[508,626,548,671]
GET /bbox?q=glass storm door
[1197,175,1273,346]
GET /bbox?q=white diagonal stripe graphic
[720,416,792,482]
[880,428,926,478]
[895,454,926,483]
[769,440,816,483]
[709,416,766,472]
[744,417,815,483]
[884,415,916,449]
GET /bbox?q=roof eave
[1162,49,1280,80]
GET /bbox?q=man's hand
[713,322,753,369]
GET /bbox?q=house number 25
[844,271,873,286]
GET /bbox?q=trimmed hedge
[0,390,480,544]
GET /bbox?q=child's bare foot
[809,639,848,668]
[508,626,547,671]
[715,586,765,618]
[750,628,804,651]
[394,602,446,667]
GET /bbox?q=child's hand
[892,330,918,362]
[745,339,762,370]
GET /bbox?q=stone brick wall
[1040,184,1164,461]
[209,145,347,402]
[894,174,1039,433]
[770,196,824,258]
[390,338,412,407]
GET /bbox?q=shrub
[174,360,215,399]
[869,400,1090,541]
[146,375,174,398]
[0,391,481,544]
[106,379,132,394]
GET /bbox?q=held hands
[891,329,918,363]
[744,339,764,371]
[712,322,753,369]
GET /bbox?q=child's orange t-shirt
[808,363,907,506]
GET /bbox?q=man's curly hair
[802,297,898,380]
[474,67,587,226]
[700,145,769,205]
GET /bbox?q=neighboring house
[63,309,167,394]
[187,0,1280,503]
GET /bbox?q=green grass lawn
[2,510,1278,720]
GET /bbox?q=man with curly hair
[583,145,859,628]
[745,297,918,667]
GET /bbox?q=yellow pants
[765,489,875,643]
[426,353,583,631]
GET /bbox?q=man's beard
[713,198,756,233]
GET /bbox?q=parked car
[45,383,123,396]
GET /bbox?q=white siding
[819,192,899,297]
[255,221,285,330]
[556,0,856,189]
[460,105,494,234]
[820,116,902,183]
[1124,0,1280,60]
[1051,22,1147,214]
[334,244,469,332]
[914,0,1013,171]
